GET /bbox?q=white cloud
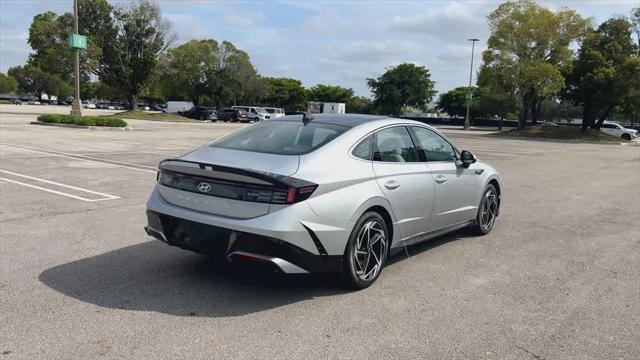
[390,2,492,42]
[223,12,265,27]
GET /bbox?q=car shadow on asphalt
[38,240,348,318]
[38,230,469,318]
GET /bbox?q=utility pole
[464,38,479,130]
[70,0,82,116]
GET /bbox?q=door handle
[434,175,447,184]
[384,181,400,190]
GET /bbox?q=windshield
[210,121,348,155]
[255,107,268,114]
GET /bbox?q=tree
[7,65,69,100]
[367,63,436,116]
[0,73,18,95]
[203,41,262,108]
[95,1,173,110]
[564,17,640,129]
[483,0,588,128]
[346,96,374,114]
[307,84,354,103]
[27,0,112,81]
[159,39,218,106]
[262,77,307,111]
[437,87,484,118]
[476,64,519,129]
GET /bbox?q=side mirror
[459,150,476,168]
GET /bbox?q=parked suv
[217,108,249,123]
[600,122,638,140]
[180,107,217,121]
[232,106,271,121]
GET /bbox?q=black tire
[470,184,499,235]
[621,133,631,141]
[341,211,389,290]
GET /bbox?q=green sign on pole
[69,34,87,49]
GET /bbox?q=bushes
[37,114,127,127]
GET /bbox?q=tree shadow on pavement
[38,240,347,318]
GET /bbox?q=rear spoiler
[158,159,315,189]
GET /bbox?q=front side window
[374,127,418,162]
[411,127,456,162]
[211,121,347,155]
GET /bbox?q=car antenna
[302,112,314,125]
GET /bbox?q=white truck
[165,101,194,114]
[308,102,346,114]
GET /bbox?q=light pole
[464,38,479,130]
[70,0,82,116]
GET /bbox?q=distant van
[232,106,271,121]
[262,107,285,118]
[166,101,194,114]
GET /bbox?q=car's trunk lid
[156,148,301,219]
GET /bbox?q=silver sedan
[145,114,501,289]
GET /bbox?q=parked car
[145,114,502,289]
[232,106,271,121]
[28,100,42,105]
[263,107,286,118]
[13,99,22,105]
[82,101,96,109]
[600,122,638,140]
[148,104,163,111]
[217,108,250,123]
[56,100,69,106]
[179,107,217,121]
[165,101,194,114]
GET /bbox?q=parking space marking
[0,143,157,173]
[0,169,120,202]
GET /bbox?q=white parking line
[0,143,157,173]
[0,170,120,202]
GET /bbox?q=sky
[1,0,638,97]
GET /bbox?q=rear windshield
[210,121,348,155]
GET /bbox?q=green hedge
[37,114,127,127]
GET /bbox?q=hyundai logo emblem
[197,182,212,193]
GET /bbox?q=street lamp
[464,38,479,130]
[70,0,83,116]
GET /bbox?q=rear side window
[211,121,348,155]
[374,127,418,162]
[352,135,373,160]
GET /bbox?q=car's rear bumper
[145,210,343,274]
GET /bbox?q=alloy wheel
[480,188,498,231]
[353,220,387,281]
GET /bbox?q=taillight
[284,185,318,204]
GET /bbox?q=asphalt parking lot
[1,106,639,360]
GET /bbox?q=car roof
[275,113,390,128]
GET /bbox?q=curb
[30,121,132,131]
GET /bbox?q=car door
[371,126,434,240]
[600,124,618,136]
[409,126,478,230]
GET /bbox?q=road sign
[69,34,87,49]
